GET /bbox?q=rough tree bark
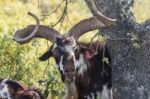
[85,0,150,99]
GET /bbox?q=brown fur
[0,79,45,99]
[63,79,78,99]
[12,87,45,99]
[39,38,112,99]
[63,58,78,99]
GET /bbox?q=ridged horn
[13,12,61,44]
[65,0,116,40]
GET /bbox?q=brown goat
[13,1,116,99]
[0,79,45,99]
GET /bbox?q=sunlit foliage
[133,0,150,23]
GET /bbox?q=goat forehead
[53,41,76,55]
[52,44,88,75]
[55,36,76,47]
[52,37,78,71]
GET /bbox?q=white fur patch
[87,95,91,99]
[52,43,57,51]
[59,56,64,73]
[83,87,112,99]
[65,42,77,56]
[101,85,112,99]
[91,92,95,99]
[0,79,11,99]
[96,91,101,99]
[109,88,113,99]
[73,54,88,75]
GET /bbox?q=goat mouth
[65,76,76,82]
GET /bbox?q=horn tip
[12,37,26,45]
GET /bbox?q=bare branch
[52,0,68,27]
[41,0,65,16]
[37,0,40,8]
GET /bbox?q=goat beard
[63,79,78,99]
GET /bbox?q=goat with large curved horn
[12,1,115,99]
[13,12,61,44]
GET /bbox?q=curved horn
[13,12,61,44]
[85,0,116,26]
[66,0,116,40]
[66,17,105,40]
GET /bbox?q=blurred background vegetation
[0,0,149,98]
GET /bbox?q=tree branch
[52,0,68,27]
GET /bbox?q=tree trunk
[85,0,150,99]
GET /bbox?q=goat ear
[80,47,95,59]
[39,49,52,61]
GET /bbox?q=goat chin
[63,80,78,99]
